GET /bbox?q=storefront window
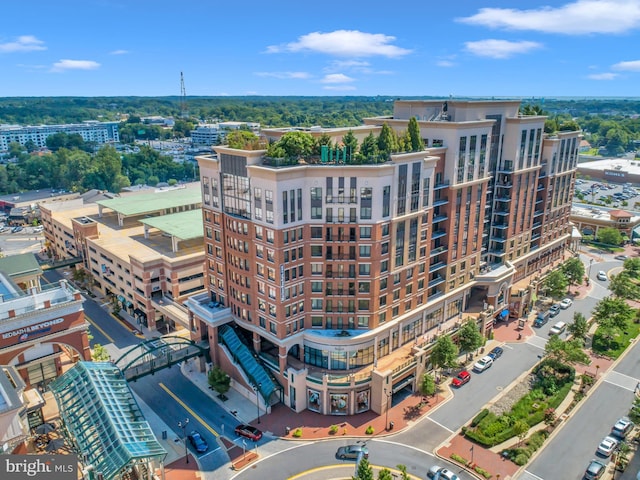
[330,393,349,415]
[308,389,321,413]
[356,390,370,413]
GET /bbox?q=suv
[534,311,550,327]
[549,304,561,317]
[549,321,567,336]
[612,416,634,439]
[473,356,494,373]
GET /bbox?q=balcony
[496,161,514,173]
[432,214,448,223]
[493,223,508,229]
[429,246,448,257]
[537,183,545,191]
[494,210,510,216]
[538,170,547,179]
[497,182,513,189]
[429,261,447,272]
[431,229,447,240]
[495,196,511,202]
[533,210,544,217]
[531,232,541,240]
[532,221,542,229]
[428,276,445,288]
[433,197,449,207]
[325,254,357,261]
[535,197,543,204]
[490,235,507,243]
[434,181,450,190]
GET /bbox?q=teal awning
[117,295,125,302]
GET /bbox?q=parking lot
[575,177,640,209]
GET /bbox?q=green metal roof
[0,253,42,278]
[139,209,204,240]
[49,362,166,480]
[96,187,202,216]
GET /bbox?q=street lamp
[588,258,594,278]
[178,418,189,464]
[252,383,262,424]
[383,388,392,431]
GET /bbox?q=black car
[187,431,208,453]
[488,346,504,360]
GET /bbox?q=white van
[549,321,567,336]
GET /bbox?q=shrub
[474,466,492,479]
[471,409,490,427]
[292,428,303,438]
[329,425,339,435]
[450,453,468,465]
[365,425,375,435]
[514,453,530,465]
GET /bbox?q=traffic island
[220,436,260,470]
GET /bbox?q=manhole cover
[496,386,503,391]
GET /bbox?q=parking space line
[426,417,454,434]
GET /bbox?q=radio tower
[180,71,188,118]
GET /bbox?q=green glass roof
[96,187,202,216]
[49,362,166,480]
[139,209,204,240]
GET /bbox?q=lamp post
[252,383,262,424]
[178,418,189,464]
[383,388,392,431]
[588,258,594,278]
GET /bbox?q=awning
[125,300,133,307]
[117,295,125,303]
[499,309,509,319]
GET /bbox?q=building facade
[0,121,119,152]
[187,99,580,418]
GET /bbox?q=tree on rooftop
[407,117,425,152]
[268,131,315,158]
[360,132,379,161]
[377,123,398,156]
[226,130,262,150]
[341,130,358,159]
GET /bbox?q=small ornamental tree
[562,257,585,290]
[208,365,231,395]
[458,319,484,355]
[419,372,436,397]
[430,335,459,374]
[568,312,589,344]
[543,270,569,298]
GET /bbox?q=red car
[451,370,471,388]
[235,424,263,441]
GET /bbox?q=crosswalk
[604,370,640,392]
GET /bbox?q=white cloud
[0,35,46,53]
[266,30,412,58]
[110,49,129,55]
[612,60,640,71]
[464,39,542,59]
[458,0,640,35]
[323,85,357,91]
[321,73,355,84]
[254,71,311,79]
[436,60,456,67]
[51,59,100,72]
[588,72,619,80]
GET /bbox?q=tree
[629,396,640,424]
[568,312,589,344]
[353,456,374,480]
[226,130,262,149]
[622,257,640,279]
[597,227,623,247]
[407,117,424,152]
[545,336,590,364]
[457,319,484,355]
[270,131,315,158]
[377,469,393,480]
[359,132,379,161]
[396,465,410,480]
[513,419,529,447]
[91,343,110,361]
[609,272,640,300]
[341,130,359,159]
[419,372,436,397]
[377,123,398,156]
[592,296,635,349]
[543,269,569,298]
[562,257,585,290]
[207,366,231,395]
[430,335,459,373]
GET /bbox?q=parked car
[584,459,606,480]
[596,271,608,281]
[33,226,44,233]
[451,370,471,387]
[596,435,618,457]
[559,298,573,309]
[534,310,550,327]
[187,431,208,453]
[611,416,634,439]
[473,356,494,373]
[488,346,504,360]
[427,466,459,480]
[549,304,561,317]
[549,321,567,336]
[235,424,263,441]
[336,444,368,460]
[615,255,629,261]
[11,226,23,233]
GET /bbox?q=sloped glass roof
[49,362,166,480]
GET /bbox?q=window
[359,245,371,257]
[360,226,372,239]
[359,264,371,275]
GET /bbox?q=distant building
[141,115,175,127]
[191,122,260,146]
[570,205,640,238]
[577,157,640,184]
[0,121,119,152]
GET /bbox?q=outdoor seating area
[31,422,69,454]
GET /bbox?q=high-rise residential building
[187,99,579,418]
[0,121,119,152]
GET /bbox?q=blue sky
[2,0,640,97]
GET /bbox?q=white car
[549,321,567,336]
[559,298,573,309]
[427,466,459,480]
[596,271,607,281]
[473,355,494,373]
[596,436,618,457]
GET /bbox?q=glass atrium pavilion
[50,362,166,480]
